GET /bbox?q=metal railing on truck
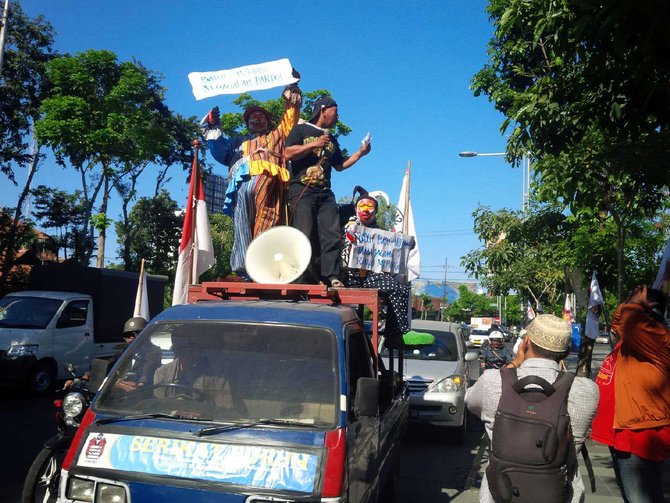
[187,282,405,378]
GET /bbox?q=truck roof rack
[188,282,382,356]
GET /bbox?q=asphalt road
[1,341,615,503]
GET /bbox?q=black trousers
[288,184,341,282]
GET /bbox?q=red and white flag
[653,238,670,296]
[585,271,604,339]
[172,149,216,306]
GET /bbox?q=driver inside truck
[152,333,237,411]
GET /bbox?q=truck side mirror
[354,377,379,417]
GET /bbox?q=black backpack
[486,367,577,503]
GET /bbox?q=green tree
[461,204,570,311]
[444,285,497,322]
[200,213,235,281]
[471,1,670,299]
[30,185,86,261]
[0,2,56,288]
[116,190,181,276]
[35,49,194,267]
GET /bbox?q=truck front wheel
[30,363,56,395]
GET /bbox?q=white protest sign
[347,225,415,275]
[188,58,298,101]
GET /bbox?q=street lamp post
[459,149,532,326]
[458,150,530,213]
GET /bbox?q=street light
[458,150,530,213]
[459,149,533,326]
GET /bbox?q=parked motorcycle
[22,363,93,503]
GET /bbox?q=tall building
[203,173,228,215]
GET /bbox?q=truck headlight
[7,344,38,356]
[63,392,85,418]
[97,483,127,502]
[67,476,94,501]
[428,375,463,393]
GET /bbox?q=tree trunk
[0,146,40,290]
[96,172,110,268]
[613,213,626,302]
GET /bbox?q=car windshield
[471,330,489,336]
[95,321,339,427]
[0,296,62,329]
[382,330,459,362]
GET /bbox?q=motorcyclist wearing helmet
[479,331,513,371]
[114,317,162,392]
[63,317,150,389]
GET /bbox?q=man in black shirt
[285,96,371,286]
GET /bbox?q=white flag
[527,300,536,320]
[133,271,150,321]
[393,169,420,281]
[563,294,574,324]
[172,157,216,306]
[585,271,604,339]
[188,58,298,100]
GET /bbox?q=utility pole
[442,257,447,321]
[0,0,10,79]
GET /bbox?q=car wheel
[30,363,56,395]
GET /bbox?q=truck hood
[0,327,41,350]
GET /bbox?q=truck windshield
[95,321,339,427]
[0,296,62,329]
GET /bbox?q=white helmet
[489,331,504,340]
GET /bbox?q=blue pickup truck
[56,283,414,503]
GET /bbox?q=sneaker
[329,277,344,288]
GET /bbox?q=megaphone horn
[245,226,312,284]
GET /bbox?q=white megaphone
[245,226,312,284]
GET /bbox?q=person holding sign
[285,96,371,287]
[341,189,412,341]
[200,77,302,276]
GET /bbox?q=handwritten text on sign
[188,58,298,100]
[347,225,415,275]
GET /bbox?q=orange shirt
[612,303,670,429]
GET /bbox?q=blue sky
[4,0,525,283]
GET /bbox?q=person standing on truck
[285,96,371,287]
[341,188,412,340]
[466,314,599,502]
[200,77,303,277]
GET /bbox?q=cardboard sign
[347,225,415,275]
[188,58,298,100]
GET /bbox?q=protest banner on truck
[347,225,414,276]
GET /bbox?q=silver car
[382,320,478,440]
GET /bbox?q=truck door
[53,299,93,378]
[345,325,380,503]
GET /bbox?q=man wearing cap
[200,80,302,276]
[284,96,371,286]
[466,314,599,502]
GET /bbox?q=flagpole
[403,161,411,235]
[188,139,201,287]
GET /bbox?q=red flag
[172,142,216,305]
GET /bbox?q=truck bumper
[0,354,36,385]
